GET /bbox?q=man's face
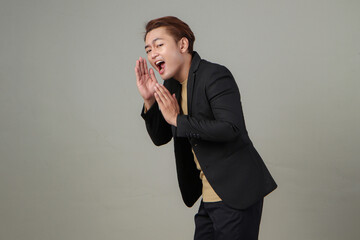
[145,27,185,80]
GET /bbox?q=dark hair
[144,16,195,54]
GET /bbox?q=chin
[160,73,173,81]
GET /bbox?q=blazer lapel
[172,80,181,137]
[171,51,201,136]
[187,72,195,115]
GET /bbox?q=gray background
[1,0,359,239]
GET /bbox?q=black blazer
[141,51,277,209]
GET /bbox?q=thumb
[149,68,158,83]
[173,94,180,112]
[172,93,178,103]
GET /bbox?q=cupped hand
[154,83,180,126]
[135,57,158,101]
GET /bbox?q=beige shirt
[180,79,222,202]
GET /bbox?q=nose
[150,49,159,59]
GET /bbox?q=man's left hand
[154,83,180,126]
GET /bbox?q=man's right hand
[135,57,158,110]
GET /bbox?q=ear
[178,37,189,53]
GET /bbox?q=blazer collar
[186,51,201,115]
[189,51,201,74]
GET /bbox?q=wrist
[144,98,155,110]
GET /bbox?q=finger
[140,57,147,76]
[155,88,171,110]
[135,61,141,82]
[135,65,140,82]
[142,58,148,76]
[155,85,168,102]
[157,84,173,101]
[144,58,150,75]
[138,57,143,76]
[154,92,164,108]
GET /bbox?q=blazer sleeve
[141,101,173,146]
[176,66,246,142]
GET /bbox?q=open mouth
[155,60,165,74]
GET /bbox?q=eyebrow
[145,38,164,49]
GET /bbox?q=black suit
[141,51,277,210]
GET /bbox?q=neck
[174,53,192,83]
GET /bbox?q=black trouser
[194,198,264,240]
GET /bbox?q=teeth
[155,60,164,66]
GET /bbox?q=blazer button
[194,143,198,147]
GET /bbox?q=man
[135,16,277,240]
